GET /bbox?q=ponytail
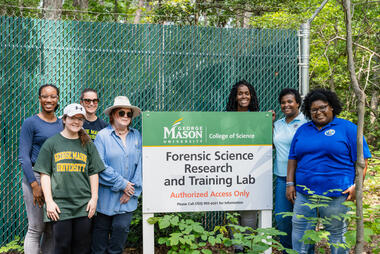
[78,128,91,146]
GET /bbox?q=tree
[134,0,144,23]
[73,0,88,9]
[43,0,63,19]
[249,0,379,148]
[342,1,366,252]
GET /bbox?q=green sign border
[142,112,272,146]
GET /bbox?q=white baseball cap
[63,103,86,118]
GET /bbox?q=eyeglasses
[40,95,58,99]
[82,98,99,104]
[69,116,85,122]
[118,110,133,118]
[310,104,329,114]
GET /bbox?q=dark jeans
[52,216,92,254]
[91,212,133,254]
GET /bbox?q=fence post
[143,213,155,253]
[259,209,273,254]
[299,22,310,97]
[299,0,330,97]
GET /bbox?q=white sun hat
[63,103,86,118]
[103,96,141,118]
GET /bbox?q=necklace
[116,128,128,135]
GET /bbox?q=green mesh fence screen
[0,15,299,245]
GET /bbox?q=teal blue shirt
[273,113,307,177]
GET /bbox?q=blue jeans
[91,212,133,254]
[274,176,293,250]
[22,173,54,254]
[292,192,349,254]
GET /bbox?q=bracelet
[286,182,294,186]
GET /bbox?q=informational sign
[142,112,272,213]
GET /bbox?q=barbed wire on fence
[0,3,306,27]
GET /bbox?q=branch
[334,36,380,58]
[364,53,374,91]
[356,55,366,81]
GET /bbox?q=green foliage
[148,212,296,253]
[250,0,379,147]
[342,154,380,254]
[150,0,300,27]
[279,183,380,253]
[366,150,380,194]
[301,229,330,245]
[280,186,352,252]
[126,196,143,249]
[60,0,137,22]
[343,201,380,253]
[148,213,229,253]
[3,1,378,148]
[0,236,24,254]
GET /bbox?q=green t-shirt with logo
[34,133,105,222]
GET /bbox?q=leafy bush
[126,197,143,249]
[279,182,380,253]
[148,212,295,254]
[344,152,380,253]
[279,186,355,252]
[0,236,23,254]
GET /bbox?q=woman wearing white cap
[33,103,105,254]
[91,96,142,254]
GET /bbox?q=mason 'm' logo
[163,118,203,144]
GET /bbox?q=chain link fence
[0,9,299,245]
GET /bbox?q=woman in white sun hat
[91,96,142,254]
[33,103,105,254]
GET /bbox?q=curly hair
[278,88,302,107]
[302,88,342,119]
[226,80,259,112]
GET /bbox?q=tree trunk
[43,0,63,20]
[134,0,144,24]
[243,3,251,28]
[73,0,88,9]
[113,0,118,22]
[369,91,379,144]
[194,3,198,25]
[342,0,365,253]
[370,91,378,124]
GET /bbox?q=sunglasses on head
[118,110,133,118]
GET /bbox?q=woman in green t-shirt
[34,103,105,254]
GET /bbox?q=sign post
[143,112,273,253]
